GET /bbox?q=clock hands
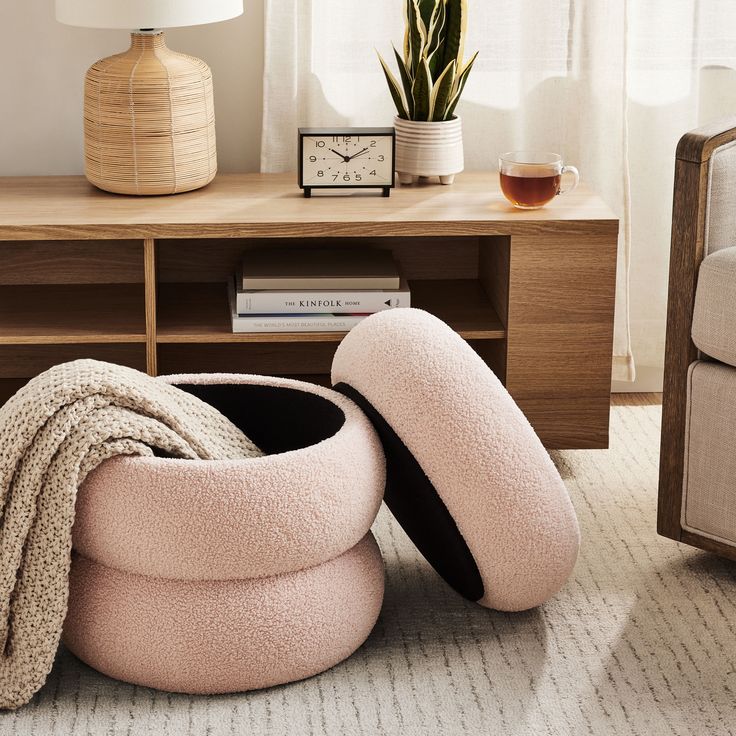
[329,146,370,163]
[329,148,349,161]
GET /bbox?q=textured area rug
[3,401,736,735]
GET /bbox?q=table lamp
[55,0,243,196]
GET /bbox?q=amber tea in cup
[499,152,579,209]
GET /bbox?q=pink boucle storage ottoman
[64,375,386,694]
[332,308,580,612]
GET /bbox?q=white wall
[0,0,264,175]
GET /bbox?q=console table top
[0,172,617,240]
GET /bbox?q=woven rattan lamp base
[83,32,217,196]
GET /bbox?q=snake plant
[378,0,478,122]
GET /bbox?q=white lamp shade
[55,0,243,29]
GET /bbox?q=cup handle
[558,165,579,196]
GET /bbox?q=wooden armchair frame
[658,117,736,557]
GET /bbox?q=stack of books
[229,247,410,333]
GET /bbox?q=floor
[611,392,663,406]
[4,396,736,736]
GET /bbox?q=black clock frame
[298,127,396,198]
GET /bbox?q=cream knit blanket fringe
[0,360,263,709]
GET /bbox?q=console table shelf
[156,279,505,344]
[0,284,146,344]
[0,172,618,449]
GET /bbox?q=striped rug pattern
[2,401,736,735]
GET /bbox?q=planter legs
[397,173,457,186]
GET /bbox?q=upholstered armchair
[659,118,736,557]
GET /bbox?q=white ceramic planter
[394,116,464,185]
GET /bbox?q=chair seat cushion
[63,533,384,695]
[692,247,736,367]
[331,308,580,612]
[682,360,736,546]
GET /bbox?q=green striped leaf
[403,1,411,69]
[444,50,477,119]
[407,0,427,78]
[393,45,415,118]
[412,56,432,120]
[377,52,410,119]
[417,0,437,32]
[441,0,467,71]
[429,60,456,121]
[452,50,478,95]
[426,0,447,78]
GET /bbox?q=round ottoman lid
[331,308,580,612]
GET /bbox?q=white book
[228,280,367,333]
[235,279,411,315]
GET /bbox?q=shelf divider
[144,238,158,376]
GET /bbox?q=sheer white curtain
[262,0,736,386]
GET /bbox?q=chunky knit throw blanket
[0,360,263,709]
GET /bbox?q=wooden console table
[0,172,618,449]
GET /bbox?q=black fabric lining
[334,382,484,602]
[177,383,346,456]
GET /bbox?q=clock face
[300,133,394,187]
